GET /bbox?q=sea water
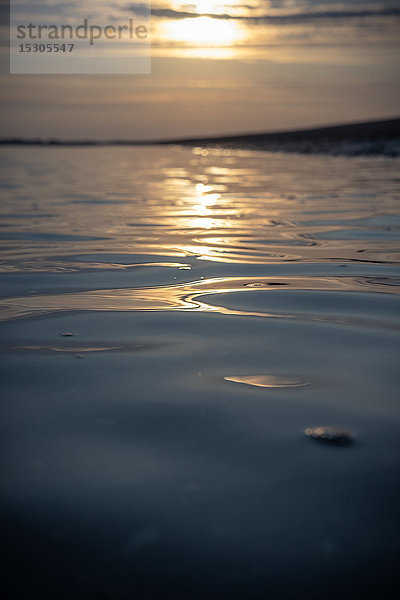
[0,145,399,599]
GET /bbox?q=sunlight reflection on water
[1,146,399,272]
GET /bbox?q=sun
[160,16,245,46]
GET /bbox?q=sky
[0,0,399,140]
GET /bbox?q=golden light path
[187,182,221,229]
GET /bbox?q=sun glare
[161,16,245,46]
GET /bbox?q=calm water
[1,146,399,599]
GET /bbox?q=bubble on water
[305,426,353,446]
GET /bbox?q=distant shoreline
[1,117,399,156]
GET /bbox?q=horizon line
[1,116,399,147]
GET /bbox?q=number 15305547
[18,43,75,53]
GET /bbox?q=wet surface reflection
[224,375,309,388]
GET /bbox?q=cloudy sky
[0,0,399,139]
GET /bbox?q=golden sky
[1,0,399,139]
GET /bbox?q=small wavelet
[5,342,161,354]
[224,375,309,388]
[0,275,399,325]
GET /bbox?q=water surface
[0,146,399,599]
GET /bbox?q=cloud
[140,6,400,22]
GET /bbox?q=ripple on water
[0,275,399,323]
